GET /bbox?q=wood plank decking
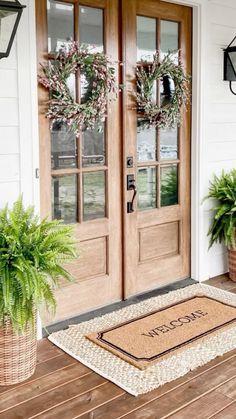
[0,275,236,419]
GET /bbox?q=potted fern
[204,169,236,281]
[0,196,76,385]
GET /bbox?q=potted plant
[204,169,236,281]
[0,196,76,385]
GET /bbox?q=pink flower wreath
[38,42,119,136]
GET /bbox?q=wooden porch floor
[1,275,236,419]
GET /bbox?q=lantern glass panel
[229,51,236,77]
[0,9,18,54]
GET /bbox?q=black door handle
[127,175,137,213]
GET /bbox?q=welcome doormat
[48,284,236,396]
[87,296,236,369]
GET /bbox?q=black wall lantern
[223,35,236,95]
[0,0,26,59]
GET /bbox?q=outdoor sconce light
[0,0,26,59]
[223,35,236,95]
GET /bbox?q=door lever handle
[127,184,137,213]
[127,175,137,213]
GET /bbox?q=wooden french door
[36,0,122,323]
[36,0,191,322]
[122,0,192,297]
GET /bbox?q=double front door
[36,0,191,323]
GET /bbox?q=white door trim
[17,0,41,338]
[162,0,208,282]
[16,0,40,213]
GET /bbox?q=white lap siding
[203,0,236,279]
[0,0,39,210]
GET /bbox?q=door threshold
[43,277,197,337]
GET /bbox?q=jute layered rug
[48,284,236,396]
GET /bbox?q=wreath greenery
[38,43,119,136]
[136,51,190,129]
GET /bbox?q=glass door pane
[47,1,74,53]
[136,16,179,211]
[160,165,178,207]
[137,16,156,62]
[51,175,77,223]
[160,20,179,61]
[83,172,106,220]
[79,6,104,52]
[79,6,106,222]
[137,167,157,210]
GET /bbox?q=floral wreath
[136,51,190,129]
[38,42,119,136]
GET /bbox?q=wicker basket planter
[0,318,37,386]
[0,197,76,387]
[228,248,236,282]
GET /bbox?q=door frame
[20,0,208,337]
[163,0,208,282]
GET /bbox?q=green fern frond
[0,196,77,334]
[204,169,236,249]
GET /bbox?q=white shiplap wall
[201,0,236,279]
[0,40,20,205]
[0,0,39,209]
[0,0,236,281]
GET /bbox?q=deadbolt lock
[126,156,134,168]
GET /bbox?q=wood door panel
[122,0,192,297]
[42,274,111,325]
[137,255,184,293]
[139,222,179,262]
[63,237,107,282]
[137,206,181,227]
[73,218,109,241]
[137,0,188,20]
